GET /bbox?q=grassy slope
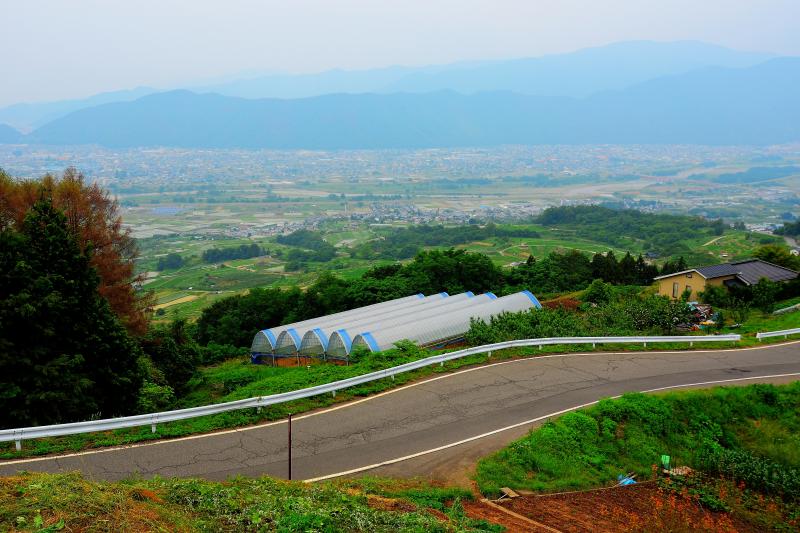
[475,383,800,494]
[0,473,499,532]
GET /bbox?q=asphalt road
[1,342,798,483]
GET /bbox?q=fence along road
[0,339,798,482]
[757,327,800,340]
[1,335,741,450]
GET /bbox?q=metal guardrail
[756,327,800,340]
[0,334,743,450]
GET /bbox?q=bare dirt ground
[497,482,757,533]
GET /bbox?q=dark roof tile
[698,259,797,284]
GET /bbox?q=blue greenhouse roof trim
[335,329,353,351]
[286,327,302,346]
[311,327,329,350]
[361,332,380,352]
[486,292,497,299]
[439,292,449,297]
[521,290,542,308]
[466,291,474,297]
[262,329,277,346]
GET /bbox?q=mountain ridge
[0,40,776,131]
[22,57,800,149]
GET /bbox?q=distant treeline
[202,243,264,263]
[536,205,726,256]
[276,230,337,270]
[196,247,673,348]
[500,174,640,187]
[157,253,185,271]
[714,166,800,184]
[352,223,540,260]
[775,220,800,237]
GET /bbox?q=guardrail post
[151,423,157,433]
[592,343,596,349]
[488,350,492,359]
[643,342,647,348]
[690,341,693,347]
[332,390,336,398]
[440,361,444,367]
[15,440,21,451]
[287,413,293,480]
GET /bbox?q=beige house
[654,259,798,300]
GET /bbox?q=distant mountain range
[0,41,798,149]
[0,123,22,143]
[19,57,800,148]
[0,40,775,132]
[199,40,774,99]
[0,87,156,133]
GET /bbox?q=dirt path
[702,236,724,246]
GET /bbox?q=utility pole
[287,413,293,480]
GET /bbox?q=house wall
[656,273,736,300]
[656,272,706,300]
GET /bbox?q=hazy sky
[2,0,799,107]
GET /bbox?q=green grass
[0,473,499,532]
[475,382,800,496]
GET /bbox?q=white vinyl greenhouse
[295,292,468,357]
[324,292,496,360]
[351,290,541,354]
[249,289,541,365]
[271,292,449,358]
[249,293,427,361]
[298,292,473,357]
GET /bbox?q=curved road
[1,342,798,482]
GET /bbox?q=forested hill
[536,205,727,256]
[24,58,800,148]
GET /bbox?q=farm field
[140,221,770,321]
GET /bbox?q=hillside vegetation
[476,383,800,528]
[0,473,498,532]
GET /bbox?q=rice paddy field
[139,219,771,322]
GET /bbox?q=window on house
[672,282,679,298]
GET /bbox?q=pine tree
[0,199,143,427]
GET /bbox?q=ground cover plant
[0,472,499,532]
[475,383,800,528]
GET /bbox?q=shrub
[583,279,614,305]
[136,381,176,413]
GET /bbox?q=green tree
[0,199,143,427]
[753,244,800,271]
[139,319,200,395]
[583,279,614,305]
[752,278,779,313]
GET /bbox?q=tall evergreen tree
[0,199,143,427]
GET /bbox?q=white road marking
[303,372,800,482]
[2,340,798,467]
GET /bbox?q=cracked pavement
[1,343,798,482]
